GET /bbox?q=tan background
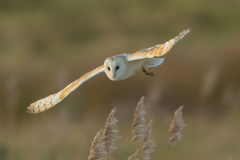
[0,0,240,159]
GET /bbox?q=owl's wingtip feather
[26,109,42,114]
[27,105,33,109]
[174,28,191,43]
[26,110,33,114]
[186,28,191,32]
[179,28,191,37]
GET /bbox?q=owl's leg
[142,66,154,76]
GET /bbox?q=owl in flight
[27,29,191,114]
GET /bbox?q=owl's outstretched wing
[127,29,191,62]
[27,65,105,114]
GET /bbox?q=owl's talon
[142,67,154,76]
[146,71,154,76]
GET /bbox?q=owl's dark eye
[116,66,119,70]
[108,67,110,71]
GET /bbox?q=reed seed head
[103,108,120,156]
[88,129,106,160]
[132,96,146,143]
[168,105,185,148]
[142,120,156,160]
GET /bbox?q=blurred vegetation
[0,0,240,159]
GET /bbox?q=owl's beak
[111,71,115,78]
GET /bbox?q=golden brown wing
[127,29,191,61]
[27,65,104,114]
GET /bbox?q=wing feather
[127,29,191,61]
[146,58,164,68]
[27,65,105,114]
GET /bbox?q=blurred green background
[0,0,240,159]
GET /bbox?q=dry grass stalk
[131,96,146,143]
[168,105,185,148]
[103,108,120,155]
[127,149,139,160]
[142,120,156,160]
[88,129,106,160]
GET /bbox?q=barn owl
[27,29,191,114]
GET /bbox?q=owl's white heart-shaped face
[104,57,126,81]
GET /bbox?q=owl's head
[104,57,126,81]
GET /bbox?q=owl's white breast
[119,59,145,80]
